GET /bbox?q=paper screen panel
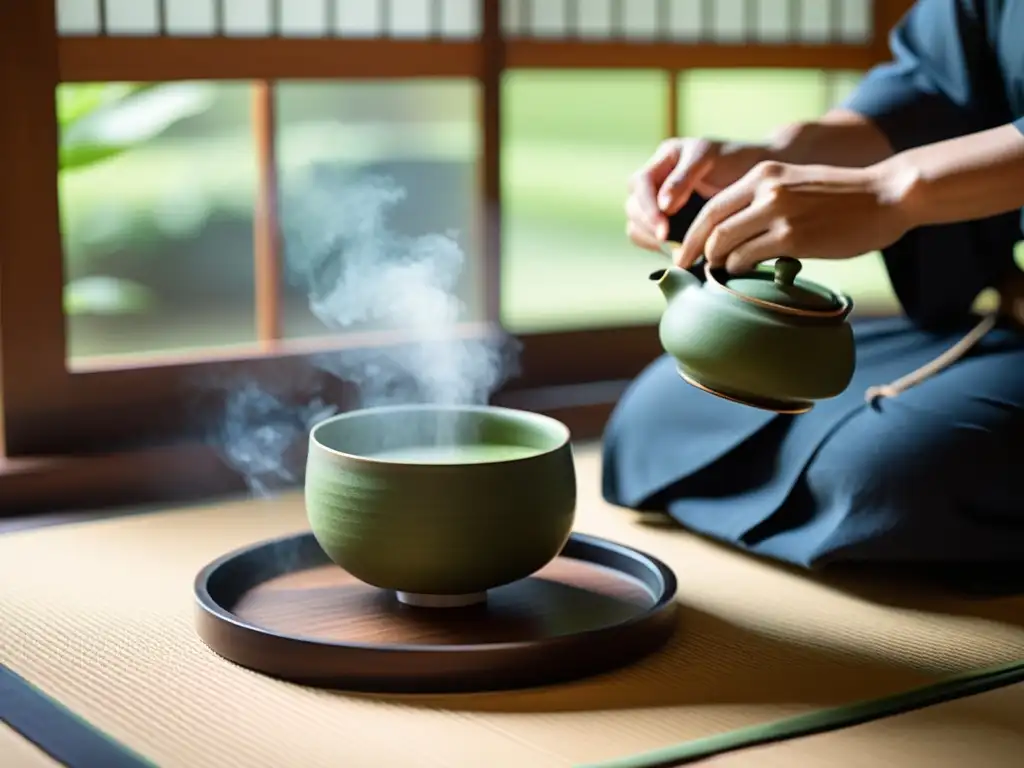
[55,0,482,38]
[497,0,874,43]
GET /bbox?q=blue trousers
[603,317,1024,569]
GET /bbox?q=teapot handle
[665,194,708,243]
[661,195,710,282]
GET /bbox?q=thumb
[657,140,719,215]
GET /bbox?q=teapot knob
[773,257,802,287]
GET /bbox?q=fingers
[625,195,665,252]
[628,140,682,240]
[657,139,718,216]
[626,221,666,253]
[702,203,774,267]
[724,228,790,273]
[674,177,756,268]
[675,160,792,270]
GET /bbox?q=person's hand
[674,160,913,273]
[626,138,770,254]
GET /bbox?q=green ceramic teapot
[650,257,855,413]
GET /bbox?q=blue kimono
[603,0,1024,576]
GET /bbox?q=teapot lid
[716,257,842,314]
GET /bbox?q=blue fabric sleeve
[840,1,1021,329]
[842,0,995,151]
[1015,116,1024,136]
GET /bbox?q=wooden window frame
[0,1,913,513]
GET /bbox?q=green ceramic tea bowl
[305,404,576,608]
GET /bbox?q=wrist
[719,141,775,166]
[763,114,896,168]
[764,121,809,163]
[869,153,928,230]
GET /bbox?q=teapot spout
[650,265,700,303]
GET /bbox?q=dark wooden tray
[194,531,679,693]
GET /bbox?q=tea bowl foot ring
[193,531,679,694]
[395,591,487,608]
[677,368,814,415]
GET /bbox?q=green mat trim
[580,659,1024,768]
[6,651,1023,767]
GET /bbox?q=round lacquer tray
[194,531,679,693]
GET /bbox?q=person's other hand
[674,160,912,273]
[626,138,770,254]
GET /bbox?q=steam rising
[218,383,337,497]
[212,167,519,494]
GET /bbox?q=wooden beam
[58,38,482,82]
[55,36,891,84]
[505,41,887,71]
[0,1,73,456]
[872,0,917,60]
[665,70,679,139]
[479,0,504,323]
[252,81,283,349]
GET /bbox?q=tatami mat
[708,682,1024,767]
[2,444,1023,767]
[1,723,62,768]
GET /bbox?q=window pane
[274,80,481,340]
[622,0,658,40]
[57,0,102,35]
[279,0,331,37]
[576,0,613,39]
[439,0,480,38]
[501,0,524,35]
[797,0,831,43]
[710,0,747,41]
[501,71,668,332]
[222,0,274,36]
[503,0,875,40]
[829,69,865,105]
[667,0,704,40]
[678,69,829,141]
[838,0,872,43]
[165,0,219,35]
[529,0,568,38]
[754,0,792,42]
[60,81,257,362]
[335,0,384,37]
[104,0,160,35]
[388,0,434,37]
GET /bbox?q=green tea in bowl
[305,404,576,608]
